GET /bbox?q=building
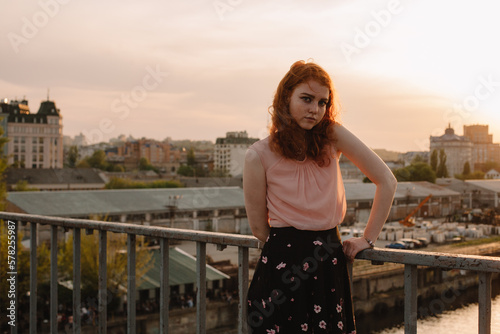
[463,124,500,171]
[0,98,63,168]
[5,168,106,191]
[485,169,500,179]
[214,131,258,177]
[107,138,174,171]
[430,125,472,177]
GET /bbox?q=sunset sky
[1,0,500,152]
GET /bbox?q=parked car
[400,238,425,249]
[416,238,429,247]
[385,241,408,249]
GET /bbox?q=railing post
[30,222,37,334]
[160,238,170,334]
[478,271,492,334]
[50,225,58,334]
[196,241,207,334]
[238,246,249,334]
[98,230,107,334]
[404,264,418,334]
[73,228,81,334]
[127,234,136,334]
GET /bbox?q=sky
[1,0,500,152]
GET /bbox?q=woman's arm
[243,148,270,243]
[334,123,398,262]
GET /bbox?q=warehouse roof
[465,179,500,193]
[138,247,229,290]
[7,182,461,217]
[7,186,246,217]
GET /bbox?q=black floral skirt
[246,226,356,334]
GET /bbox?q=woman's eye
[319,101,327,107]
[301,97,311,102]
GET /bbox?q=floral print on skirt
[247,226,356,334]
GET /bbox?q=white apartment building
[214,131,258,177]
[1,99,63,168]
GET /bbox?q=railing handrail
[3,211,499,272]
[0,211,261,248]
[1,211,499,334]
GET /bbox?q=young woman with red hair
[244,60,397,333]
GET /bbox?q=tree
[58,229,153,308]
[87,150,108,170]
[430,149,438,172]
[411,154,425,164]
[436,149,449,178]
[482,160,500,173]
[393,162,436,183]
[67,145,79,168]
[187,147,196,167]
[0,125,9,209]
[177,165,195,177]
[462,161,471,175]
[14,180,39,191]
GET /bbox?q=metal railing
[1,211,499,334]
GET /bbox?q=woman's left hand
[342,237,372,263]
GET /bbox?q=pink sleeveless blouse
[248,137,346,230]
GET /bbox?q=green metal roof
[7,187,245,217]
[137,247,229,290]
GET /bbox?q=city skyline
[2,0,500,152]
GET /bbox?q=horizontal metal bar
[0,212,261,249]
[2,212,500,273]
[356,247,500,273]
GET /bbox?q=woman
[243,60,397,333]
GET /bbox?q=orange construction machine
[399,194,433,227]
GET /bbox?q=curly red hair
[269,60,339,166]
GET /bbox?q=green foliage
[177,165,195,177]
[187,147,196,167]
[436,149,449,178]
[0,126,9,210]
[482,160,500,173]
[393,162,436,183]
[87,150,108,170]
[139,157,159,173]
[14,180,39,192]
[66,145,79,168]
[77,150,125,172]
[462,161,471,175]
[455,171,485,180]
[411,154,425,164]
[105,177,182,189]
[430,149,438,172]
[57,230,153,303]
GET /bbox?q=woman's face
[288,80,329,130]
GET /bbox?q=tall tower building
[463,124,500,171]
[0,98,63,168]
